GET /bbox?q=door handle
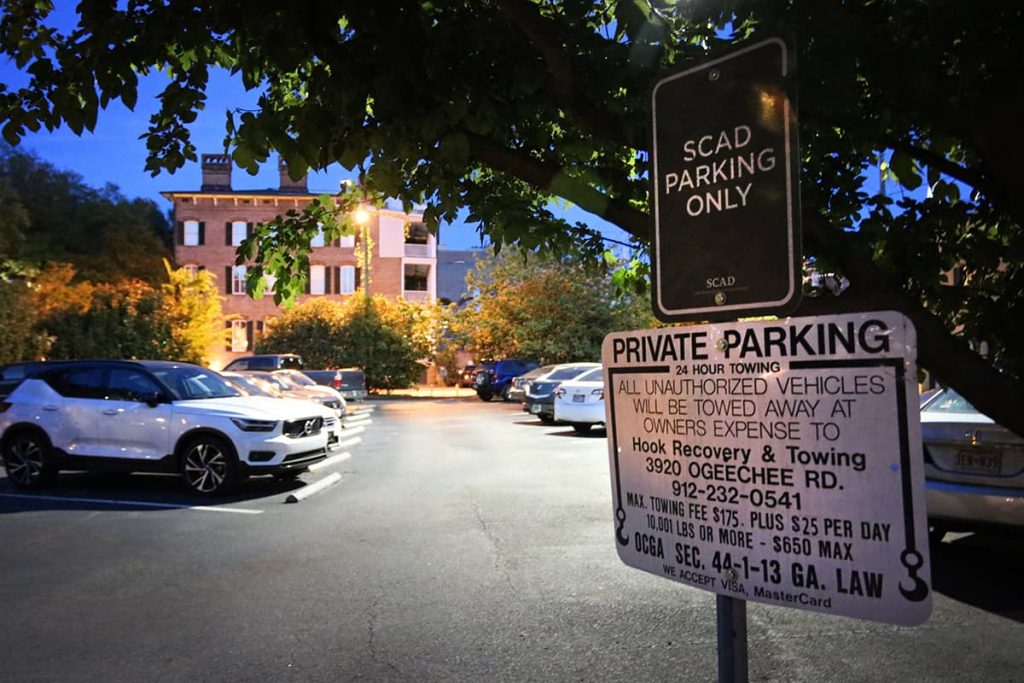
[42,405,58,411]
[102,408,122,415]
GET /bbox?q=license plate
[953,448,1001,474]
[573,394,585,403]
[530,404,542,414]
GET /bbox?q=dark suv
[223,354,304,372]
[474,359,540,401]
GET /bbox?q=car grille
[283,416,324,438]
[281,448,327,467]
[324,416,337,428]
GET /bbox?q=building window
[310,265,326,295]
[183,264,200,278]
[311,225,325,248]
[184,220,200,246]
[406,221,429,244]
[339,234,355,248]
[231,320,249,352]
[404,264,430,291]
[264,272,277,291]
[232,266,247,295]
[340,265,356,294]
[231,221,248,246]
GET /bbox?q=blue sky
[0,3,635,252]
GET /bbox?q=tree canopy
[459,247,656,363]
[1,2,1022,432]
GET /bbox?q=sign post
[602,312,932,634]
[650,37,801,322]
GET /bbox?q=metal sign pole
[716,595,749,683]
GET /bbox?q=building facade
[163,154,437,369]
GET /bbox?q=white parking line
[342,425,365,436]
[0,492,263,514]
[347,411,372,420]
[285,472,342,503]
[308,451,352,472]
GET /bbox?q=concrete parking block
[284,472,342,503]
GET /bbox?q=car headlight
[231,418,278,432]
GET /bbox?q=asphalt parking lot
[0,397,1022,682]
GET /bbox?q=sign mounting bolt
[709,68,720,82]
[725,568,737,582]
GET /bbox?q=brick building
[163,154,437,369]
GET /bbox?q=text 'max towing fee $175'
[601,311,931,626]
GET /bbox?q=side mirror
[142,391,165,407]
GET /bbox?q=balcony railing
[404,242,435,258]
[403,290,431,302]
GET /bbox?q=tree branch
[465,132,650,240]
[884,137,989,194]
[800,219,1024,438]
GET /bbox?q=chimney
[200,154,232,191]
[279,157,308,193]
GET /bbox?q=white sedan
[553,367,605,434]
[921,388,1024,540]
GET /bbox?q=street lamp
[352,203,371,301]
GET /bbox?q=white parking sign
[602,312,931,626]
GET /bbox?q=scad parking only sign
[650,37,802,322]
[601,311,932,626]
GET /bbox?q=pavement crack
[470,498,519,597]
[366,593,414,681]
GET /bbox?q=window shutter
[246,320,254,351]
[224,320,232,352]
[333,266,341,294]
[247,222,254,240]
[355,267,361,290]
[197,222,205,245]
[332,238,340,248]
[327,265,335,294]
[175,221,185,245]
[304,269,311,295]
[256,320,264,336]
[225,222,232,246]
[225,266,232,294]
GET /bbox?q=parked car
[0,360,335,495]
[507,365,556,403]
[223,354,304,372]
[921,388,1024,540]
[229,371,347,418]
[474,359,540,401]
[553,367,605,433]
[523,363,601,423]
[458,364,479,388]
[0,361,47,399]
[304,368,369,401]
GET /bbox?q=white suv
[0,360,337,495]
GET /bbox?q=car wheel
[539,415,555,424]
[1,430,58,489]
[571,423,592,434]
[180,435,238,496]
[478,391,494,402]
[499,385,510,401]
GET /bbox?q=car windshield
[922,389,977,414]
[547,365,595,381]
[225,375,275,397]
[574,368,603,382]
[281,372,316,387]
[150,366,241,401]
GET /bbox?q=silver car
[921,388,1024,540]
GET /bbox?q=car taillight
[592,389,604,399]
[556,387,565,398]
[0,402,10,413]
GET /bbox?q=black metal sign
[650,37,802,322]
